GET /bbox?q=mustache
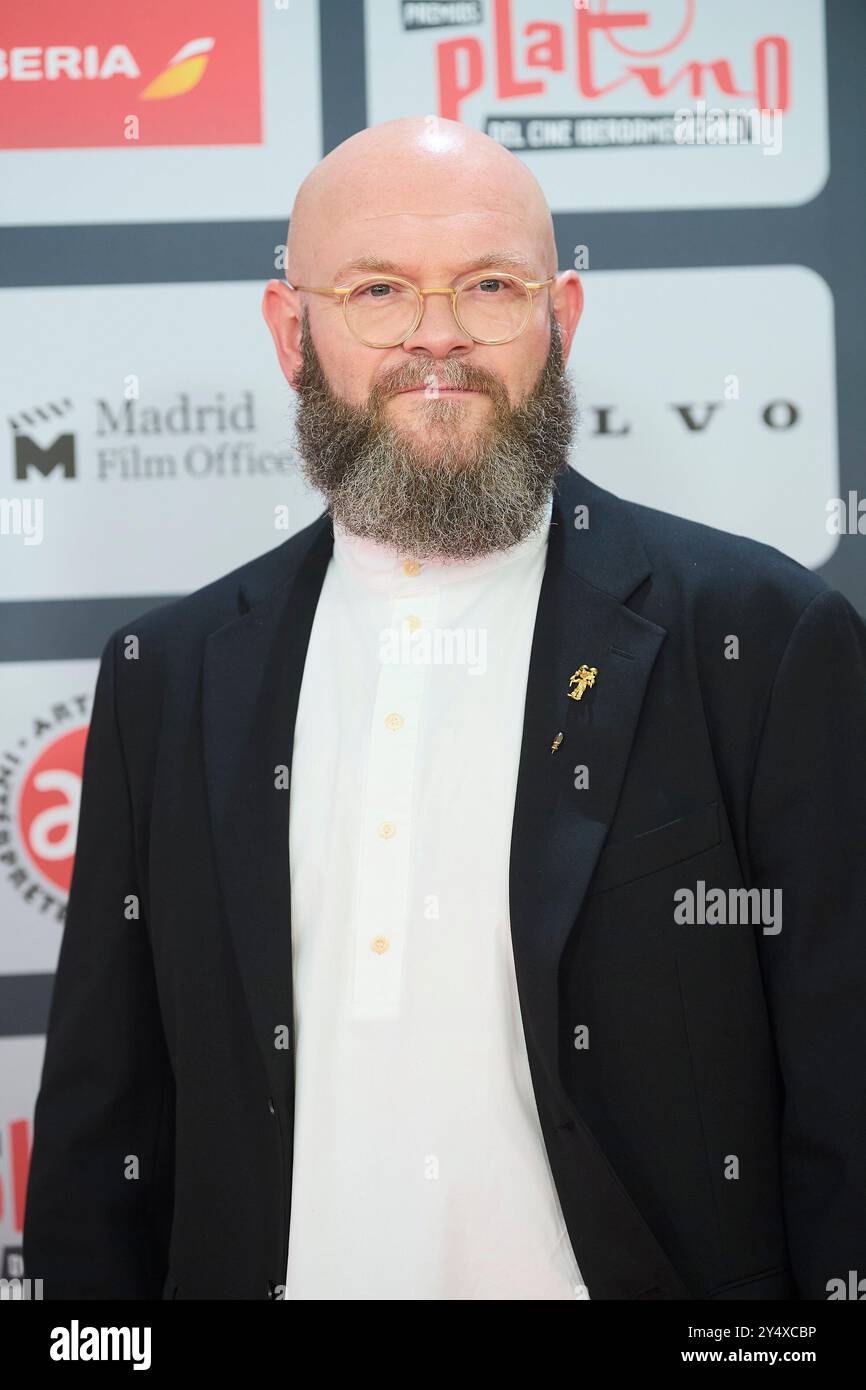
[372,360,504,400]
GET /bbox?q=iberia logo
[0,0,260,150]
[139,37,215,101]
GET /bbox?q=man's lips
[392,385,480,395]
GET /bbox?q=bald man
[24,118,866,1302]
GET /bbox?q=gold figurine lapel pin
[552,665,598,751]
[567,664,598,702]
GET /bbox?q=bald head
[286,116,556,287]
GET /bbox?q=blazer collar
[208,463,661,1105]
[204,466,684,1299]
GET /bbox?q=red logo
[0,1116,30,1243]
[437,0,790,122]
[16,725,88,894]
[0,0,261,149]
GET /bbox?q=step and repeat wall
[1,0,863,1281]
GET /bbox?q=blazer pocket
[588,801,721,896]
[706,1263,795,1300]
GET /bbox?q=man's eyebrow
[331,251,542,283]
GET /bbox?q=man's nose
[400,290,474,356]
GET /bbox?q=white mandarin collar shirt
[330,494,553,595]
[284,490,590,1300]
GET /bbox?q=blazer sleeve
[747,585,866,1300]
[23,629,174,1299]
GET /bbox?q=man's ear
[262,279,303,392]
[551,270,583,362]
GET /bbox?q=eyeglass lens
[345,274,531,345]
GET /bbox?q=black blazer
[23,465,866,1300]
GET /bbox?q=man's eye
[367,283,393,298]
[477,278,505,293]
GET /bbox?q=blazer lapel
[510,467,668,1103]
[202,515,333,1106]
[509,468,694,1298]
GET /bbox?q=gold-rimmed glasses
[286,270,557,347]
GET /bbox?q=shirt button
[405,614,422,632]
[384,712,404,731]
[402,558,423,576]
[371,936,390,954]
[378,821,396,839]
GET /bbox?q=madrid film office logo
[9,399,77,480]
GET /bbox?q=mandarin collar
[331,492,553,596]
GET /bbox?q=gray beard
[291,304,578,560]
